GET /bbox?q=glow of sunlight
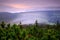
[4,4,31,9]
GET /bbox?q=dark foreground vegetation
[0,21,60,40]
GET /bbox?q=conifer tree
[35,20,38,27]
[7,23,10,28]
[19,21,22,29]
[56,20,60,29]
[1,21,5,28]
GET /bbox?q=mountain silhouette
[0,10,60,24]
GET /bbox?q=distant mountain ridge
[0,12,17,23]
[0,10,60,24]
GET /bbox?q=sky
[0,0,60,24]
[0,0,60,13]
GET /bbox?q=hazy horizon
[0,10,60,25]
[0,0,60,24]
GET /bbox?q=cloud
[4,4,31,9]
[11,12,48,24]
[0,0,60,12]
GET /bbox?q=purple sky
[0,0,60,12]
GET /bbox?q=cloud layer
[0,0,60,12]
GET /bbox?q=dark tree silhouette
[7,23,10,28]
[56,20,60,30]
[35,20,38,27]
[18,21,22,29]
[1,21,5,28]
[57,21,60,27]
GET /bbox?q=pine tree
[57,21,59,27]
[7,23,10,28]
[1,21,5,28]
[19,21,22,29]
[35,20,38,27]
[56,20,60,30]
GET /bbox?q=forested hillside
[0,21,60,40]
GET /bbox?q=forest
[0,20,60,40]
